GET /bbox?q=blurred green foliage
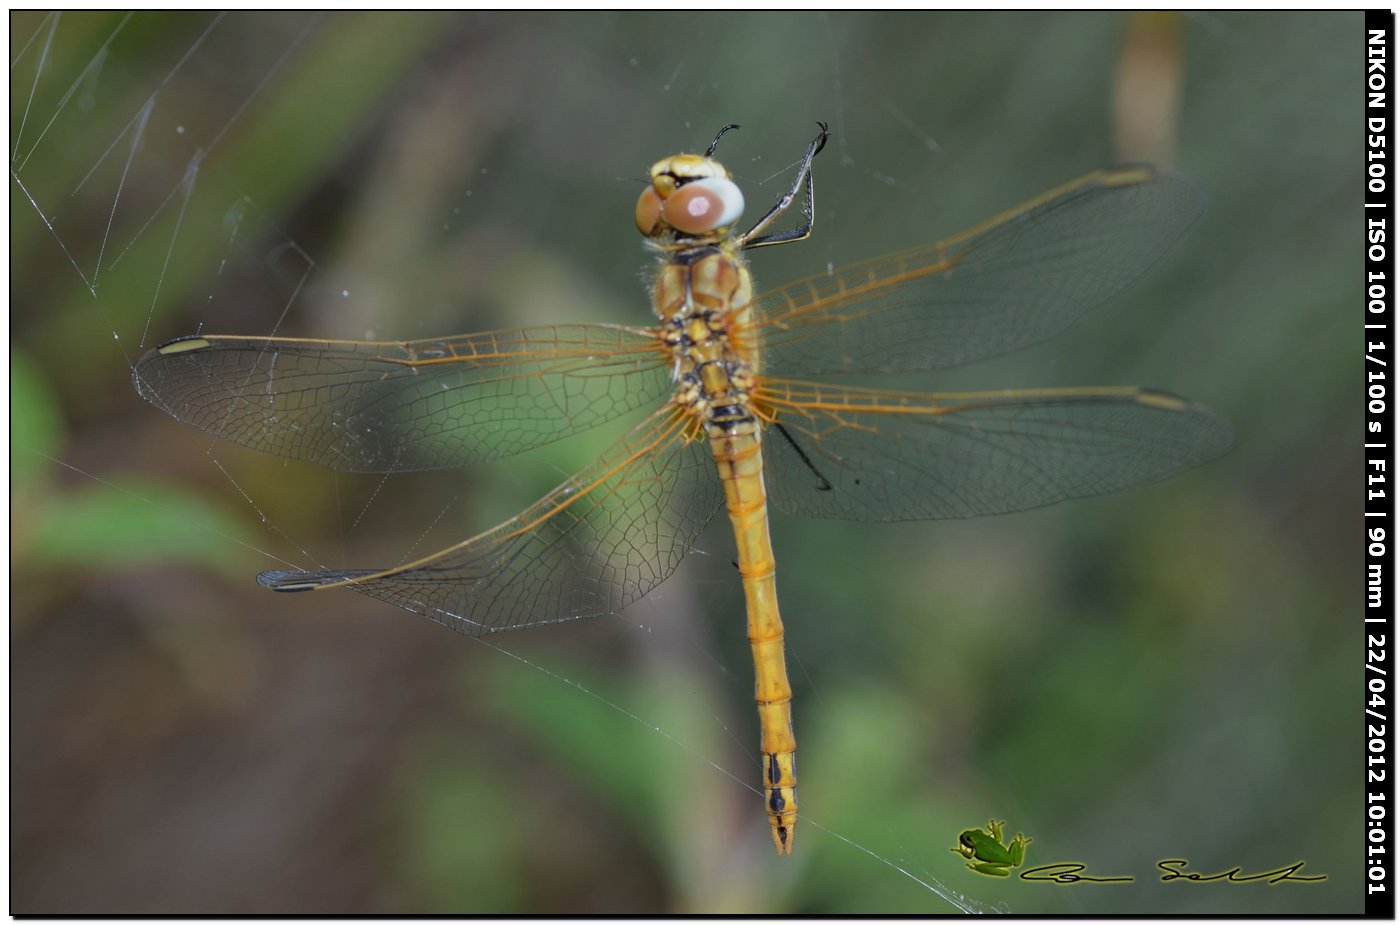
[12,346,250,583]
[11,11,1360,914]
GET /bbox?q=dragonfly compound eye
[635,185,664,235]
[661,176,744,234]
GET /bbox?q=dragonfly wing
[758,379,1233,522]
[132,324,669,472]
[257,407,724,635]
[757,167,1204,375]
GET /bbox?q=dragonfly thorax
[655,244,761,432]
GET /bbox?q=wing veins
[752,166,1204,376]
[134,323,674,471]
[757,379,1233,522]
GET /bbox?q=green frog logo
[952,819,1032,877]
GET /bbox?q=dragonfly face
[132,124,1233,857]
[635,152,745,241]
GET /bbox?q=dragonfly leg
[738,123,829,250]
[705,122,742,157]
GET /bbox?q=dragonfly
[133,124,1233,856]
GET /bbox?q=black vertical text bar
[1366,9,1395,918]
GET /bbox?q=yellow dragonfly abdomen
[715,428,797,856]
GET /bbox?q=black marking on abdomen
[710,403,753,424]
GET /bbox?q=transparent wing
[755,167,1204,375]
[757,378,1234,522]
[132,324,669,472]
[256,407,724,636]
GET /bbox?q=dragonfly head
[636,153,745,243]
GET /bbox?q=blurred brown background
[11,11,1359,913]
